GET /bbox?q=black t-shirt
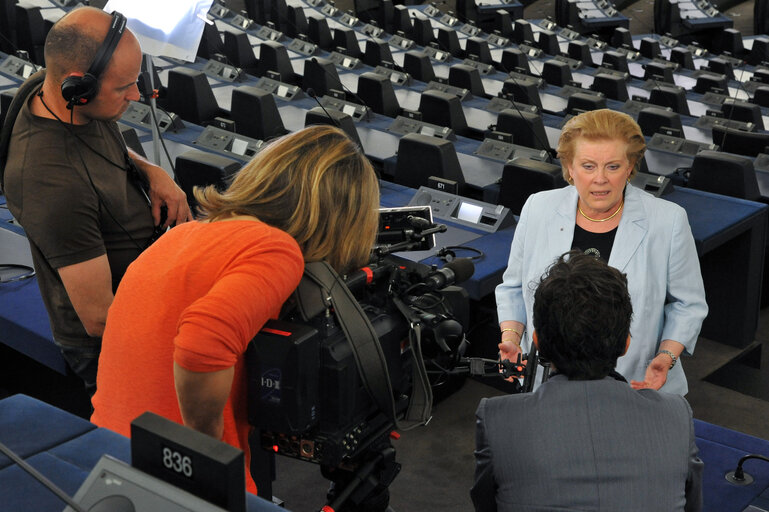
[4,87,155,347]
[571,224,618,262]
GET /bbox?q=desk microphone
[310,57,373,121]
[725,453,769,485]
[306,87,342,128]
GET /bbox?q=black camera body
[245,256,469,468]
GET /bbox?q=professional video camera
[245,209,542,511]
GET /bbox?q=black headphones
[60,11,127,109]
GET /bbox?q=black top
[571,224,618,262]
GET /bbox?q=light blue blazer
[495,184,708,395]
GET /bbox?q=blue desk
[0,394,766,512]
[0,394,283,511]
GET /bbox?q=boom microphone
[424,257,474,291]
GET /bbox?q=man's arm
[471,399,498,512]
[173,363,234,440]
[57,254,114,337]
[127,148,192,227]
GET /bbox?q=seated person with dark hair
[472,251,703,512]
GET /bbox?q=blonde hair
[557,109,646,181]
[195,125,380,273]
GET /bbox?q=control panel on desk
[408,186,515,233]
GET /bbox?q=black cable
[38,90,150,252]
[437,244,485,261]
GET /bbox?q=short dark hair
[44,16,102,80]
[532,251,632,380]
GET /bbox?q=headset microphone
[60,11,127,109]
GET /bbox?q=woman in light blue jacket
[496,109,707,395]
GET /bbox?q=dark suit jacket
[471,374,703,512]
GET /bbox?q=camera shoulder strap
[300,261,399,424]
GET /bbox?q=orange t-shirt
[91,219,304,495]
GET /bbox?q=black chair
[694,73,728,95]
[307,15,334,50]
[610,27,632,49]
[230,87,288,141]
[707,57,735,80]
[753,86,769,109]
[669,48,695,70]
[712,126,769,158]
[721,99,764,130]
[600,51,629,73]
[418,90,469,136]
[411,17,435,47]
[499,158,566,215]
[536,30,559,55]
[393,5,413,37]
[649,84,690,116]
[437,27,464,58]
[357,72,400,118]
[165,68,224,125]
[501,78,542,109]
[333,28,363,59]
[222,31,258,73]
[256,41,295,83]
[302,57,343,97]
[448,64,486,97]
[542,60,572,87]
[501,49,530,74]
[286,5,309,39]
[196,20,226,61]
[566,93,607,114]
[512,19,535,44]
[496,109,551,152]
[495,9,514,37]
[394,133,465,191]
[747,37,769,67]
[637,106,683,136]
[14,5,47,65]
[591,73,629,102]
[465,37,493,64]
[568,41,594,67]
[364,39,395,68]
[688,150,760,201]
[175,150,242,214]
[716,28,744,58]
[644,62,675,83]
[304,107,362,148]
[639,38,662,59]
[403,51,435,83]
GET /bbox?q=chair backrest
[637,106,683,136]
[712,126,769,158]
[688,150,760,201]
[165,68,221,125]
[496,109,551,152]
[357,72,400,118]
[418,90,469,136]
[230,86,287,141]
[499,158,566,215]
[394,133,465,191]
[174,150,242,214]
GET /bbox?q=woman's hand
[630,353,671,390]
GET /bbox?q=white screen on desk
[231,138,248,156]
[456,202,483,224]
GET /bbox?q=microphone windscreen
[306,87,317,98]
[446,257,474,284]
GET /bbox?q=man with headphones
[2,7,192,396]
